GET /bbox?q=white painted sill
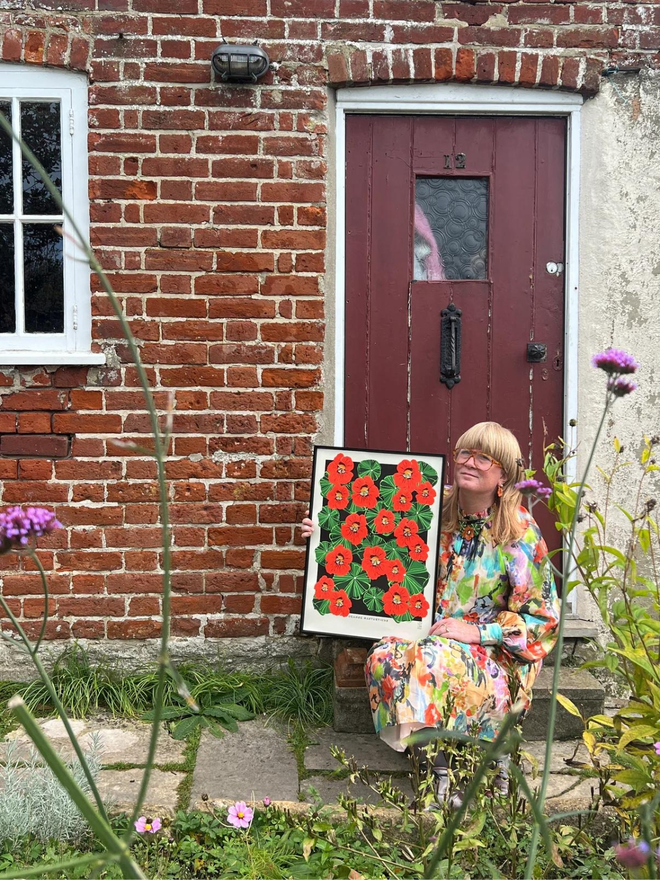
[0,352,106,366]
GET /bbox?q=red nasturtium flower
[392,488,413,512]
[327,453,354,485]
[351,476,380,509]
[361,545,388,580]
[374,509,396,534]
[415,481,436,505]
[341,513,368,546]
[382,584,410,617]
[409,593,430,618]
[394,518,419,548]
[325,483,350,510]
[385,557,406,583]
[408,536,429,562]
[329,589,352,617]
[394,459,422,490]
[314,576,336,601]
[325,544,353,576]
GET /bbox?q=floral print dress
[365,506,560,747]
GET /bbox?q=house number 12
[444,153,466,169]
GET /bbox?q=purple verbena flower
[263,796,271,807]
[515,480,552,500]
[591,349,639,376]
[0,506,62,552]
[614,838,650,868]
[608,376,638,397]
[654,741,660,756]
[227,801,253,829]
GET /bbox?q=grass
[0,645,334,730]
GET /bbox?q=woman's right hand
[301,510,315,540]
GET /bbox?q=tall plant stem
[0,112,173,861]
[524,397,611,877]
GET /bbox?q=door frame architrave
[333,83,583,616]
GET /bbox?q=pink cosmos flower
[591,349,639,375]
[134,816,162,834]
[263,796,271,807]
[227,801,253,829]
[614,838,650,868]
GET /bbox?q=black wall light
[211,44,270,83]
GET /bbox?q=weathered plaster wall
[577,69,660,630]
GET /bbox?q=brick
[107,620,162,639]
[557,28,620,50]
[205,617,269,637]
[52,414,122,433]
[261,595,301,614]
[0,435,69,458]
[434,48,453,82]
[260,550,306,570]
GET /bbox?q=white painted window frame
[0,64,103,366]
[332,82,583,616]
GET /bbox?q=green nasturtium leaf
[317,507,339,532]
[362,586,384,613]
[391,611,415,624]
[379,475,397,505]
[314,540,333,565]
[313,598,330,615]
[357,459,381,481]
[408,502,434,532]
[418,460,438,486]
[402,560,430,594]
[335,562,370,598]
[319,476,333,496]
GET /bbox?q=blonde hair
[443,421,526,546]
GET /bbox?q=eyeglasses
[453,448,503,471]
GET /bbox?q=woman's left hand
[429,618,481,644]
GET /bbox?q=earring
[497,485,503,498]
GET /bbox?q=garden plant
[0,114,658,880]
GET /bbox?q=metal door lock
[527,343,547,363]
[546,261,564,276]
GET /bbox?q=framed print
[300,446,446,641]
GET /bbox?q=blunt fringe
[443,421,527,546]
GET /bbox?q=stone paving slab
[4,716,186,766]
[98,768,185,816]
[301,773,415,807]
[305,729,410,774]
[190,717,300,804]
[521,740,594,775]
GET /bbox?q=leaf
[204,707,239,732]
[213,703,253,721]
[617,724,660,749]
[312,598,330,615]
[379,474,397,505]
[302,838,315,861]
[207,721,226,739]
[555,692,583,720]
[418,460,438,486]
[172,714,202,740]
[357,459,381,481]
[141,706,188,722]
[317,507,339,532]
[362,586,384,613]
[582,731,597,755]
[408,502,433,532]
[612,768,653,791]
[391,611,414,623]
[638,527,651,554]
[314,540,333,565]
[334,563,370,598]
[402,560,430,595]
[319,476,333,496]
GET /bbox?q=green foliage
[542,434,660,835]
[1,649,334,731]
[0,737,102,845]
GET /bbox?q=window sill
[0,352,106,366]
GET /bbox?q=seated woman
[364,421,560,799]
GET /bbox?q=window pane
[0,101,12,215]
[414,178,488,281]
[24,224,64,333]
[21,101,62,215]
[0,225,15,333]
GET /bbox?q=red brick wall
[0,1,656,645]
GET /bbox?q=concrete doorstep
[1,714,598,818]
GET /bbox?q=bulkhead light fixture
[211,44,270,83]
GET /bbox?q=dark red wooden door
[344,115,565,478]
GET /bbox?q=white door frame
[332,83,583,615]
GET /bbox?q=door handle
[440,303,462,389]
